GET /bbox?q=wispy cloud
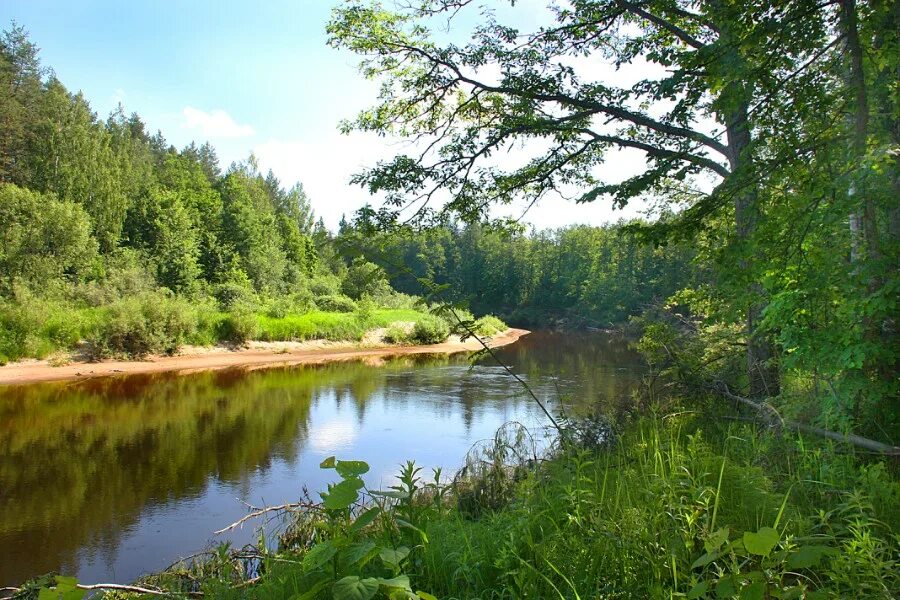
[181,106,255,138]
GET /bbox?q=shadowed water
[0,331,643,586]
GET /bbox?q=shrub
[438,307,476,335]
[410,315,450,344]
[218,310,259,346]
[473,315,506,336]
[309,274,342,297]
[88,292,197,358]
[315,294,357,313]
[382,323,413,344]
[213,281,258,311]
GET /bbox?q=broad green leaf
[323,477,364,510]
[416,592,439,600]
[786,545,835,569]
[379,546,411,568]
[743,527,779,557]
[687,581,708,599]
[290,579,329,600]
[691,550,720,569]
[715,576,736,598]
[704,527,729,553]
[332,576,379,600]
[396,518,428,543]
[320,456,337,469]
[341,541,378,568]
[740,581,765,600]
[303,541,337,572]
[349,507,381,534]
[376,576,412,590]
[336,460,370,478]
[55,577,78,591]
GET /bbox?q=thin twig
[214,502,320,535]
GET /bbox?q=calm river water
[0,331,644,586]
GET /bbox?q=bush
[315,294,357,313]
[213,281,258,311]
[438,307,476,335]
[218,311,259,346]
[309,274,342,297]
[410,315,450,344]
[0,296,100,362]
[88,292,197,358]
[382,322,413,344]
[473,315,506,336]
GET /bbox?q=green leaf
[336,460,370,478]
[303,541,338,572]
[396,518,428,543]
[687,581,709,599]
[740,581,765,600]
[786,545,835,569]
[54,577,78,592]
[320,456,337,469]
[743,527,779,557]
[715,576,737,598]
[290,579,329,600]
[323,477,364,510]
[691,550,720,569]
[38,589,57,600]
[379,545,411,568]
[332,576,379,600]
[341,541,378,568]
[416,592,438,600]
[376,576,412,590]
[349,507,381,534]
[704,527,729,553]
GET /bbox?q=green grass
[255,309,428,342]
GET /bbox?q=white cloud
[254,132,390,229]
[181,106,255,138]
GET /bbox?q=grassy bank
[0,292,509,364]
[18,406,895,600]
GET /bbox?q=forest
[0,22,695,363]
[1,0,898,598]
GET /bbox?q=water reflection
[0,331,643,586]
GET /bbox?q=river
[0,331,644,586]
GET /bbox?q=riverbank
[0,328,529,385]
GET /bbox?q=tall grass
[415,415,898,599]
[256,309,427,342]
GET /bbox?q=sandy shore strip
[0,328,530,386]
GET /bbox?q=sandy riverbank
[0,328,530,386]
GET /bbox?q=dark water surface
[0,331,643,586]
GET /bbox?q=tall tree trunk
[726,98,780,399]
[840,0,879,267]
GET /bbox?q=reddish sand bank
[0,328,529,386]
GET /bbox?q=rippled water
[0,331,643,586]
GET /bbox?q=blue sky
[1,0,654,229]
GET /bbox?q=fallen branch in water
[0,583,197,599]
[214,501,320,535]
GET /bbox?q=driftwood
[0,582,199,599]
[710,381,900,456]
[214,501,320,535]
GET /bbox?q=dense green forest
[0,23,698,364]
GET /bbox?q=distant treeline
[336,216,696,325]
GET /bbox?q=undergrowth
[17,408,897,600]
